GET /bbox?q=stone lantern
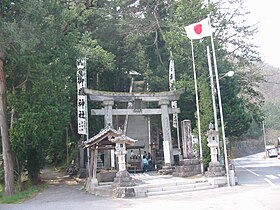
[206,123,219,164]
[111,134,137,172]
[110,131,138,198]
[205,123,225,177]
[114,140,128,172]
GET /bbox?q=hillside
[259,63,280,102]
[259,63,280,144]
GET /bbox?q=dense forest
[0,0,265,195]
[259,64,280,144]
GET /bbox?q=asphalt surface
[1,153,280,210]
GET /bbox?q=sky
[244,0,280,68]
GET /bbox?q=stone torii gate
[84,88,183,166]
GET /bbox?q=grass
[0,184,48,204]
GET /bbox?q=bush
[0,184,47,204]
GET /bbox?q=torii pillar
[103,100,114,127]
[103,100,115,169]
[159,99,174,165]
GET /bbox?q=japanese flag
[185,18,213,40]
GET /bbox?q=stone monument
[173,120,201,177]
[205,123,225,177]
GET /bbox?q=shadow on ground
[40,168,80,186]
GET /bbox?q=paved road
[1,153,280,210]
[234,152,280,187]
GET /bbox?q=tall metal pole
[207,46,221,162]
[210,30,230,187]
[191,40,204,173]
[84,59,90,171]
[146,80,152,153]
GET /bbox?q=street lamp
[207,47,235,163]
[220,70,234,80]
[207,46,234,187]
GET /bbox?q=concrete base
[86,170,140,198]
[86,178,98,193]
[112,170,135,188]
[173,159,201,177]
[133,186,148,197]
[208,176,227,187]
[111,170,136,198]
[112,187,136,198]
[205,162,225,177]
[97,170,117,183]
[229,169,238,186]
[86,183,147,198]
[157,165,176,175]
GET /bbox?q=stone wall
[228,138,265,159]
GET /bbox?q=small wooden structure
[81,126,121,183]
[81,126,138,187]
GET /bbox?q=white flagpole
[209,17,230,187]
[206,46,220,163]
[191,39,204,174]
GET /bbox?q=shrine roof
[111,135,138,145]
[83,88,184,102]
[81,126,122,149]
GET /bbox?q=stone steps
[87,172,226,198]
[146,183,215,197]
[126,79,149,149]
[130,172,217,197]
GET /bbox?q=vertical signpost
[77,58,89,169]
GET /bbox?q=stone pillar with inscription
[173,120,201,177]
[103,100,114,169]
[181,120,193,159]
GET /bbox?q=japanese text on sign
[77,58,88,135]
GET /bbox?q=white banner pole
[207,46,221,162]
[210,23,230,187]
[77,58,89,171]
[191,39,204,174]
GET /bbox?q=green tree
[163,0,263,137]
[0,0,265,187]
[1,0,115,184]
[263,102,280,130]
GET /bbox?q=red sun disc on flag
[194,24,202,34]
